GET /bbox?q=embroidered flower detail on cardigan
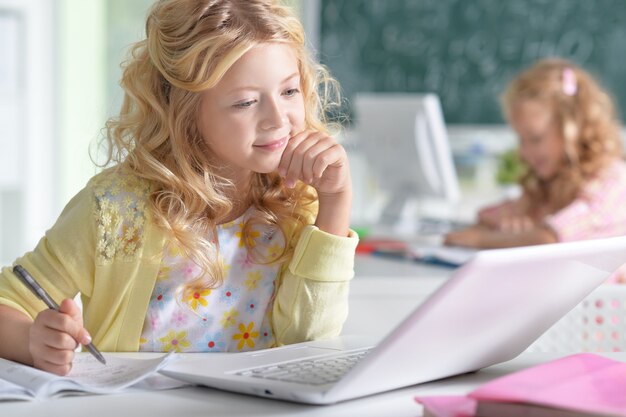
[92,171,152,263]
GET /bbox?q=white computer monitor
[354,93,461,230]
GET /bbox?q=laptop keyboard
[235,348,371,386]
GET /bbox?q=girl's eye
[283,88,300,97]
[234,100,257,109]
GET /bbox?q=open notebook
[162,236,626,404]
[0,353,178,400]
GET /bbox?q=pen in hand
[12,265,107,365]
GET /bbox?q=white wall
[0,0,56,264]
[0,0,109,265]
[58,0,106,207]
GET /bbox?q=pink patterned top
[139,208,284,352]
[545,160,626,242]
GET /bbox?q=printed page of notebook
[470,353,626,416]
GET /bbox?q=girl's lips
[254,137,288,151]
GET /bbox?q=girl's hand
[477,201,514,228]
[278,130,352,236]
[29,298,92,376]
[278,130,350,195]
[497,214,535,233]
[478,199,535,233]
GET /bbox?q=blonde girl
[446,58,626,248]
[0,0,357,375]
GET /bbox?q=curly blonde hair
[103,0,342,290]
[501,58,623,217]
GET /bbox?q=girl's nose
[260,98,287,130]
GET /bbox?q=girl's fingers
[42,327,80,351]
[279,131,332,187]
[300,141,325,183]
[34,355,74,376]
[444,228,478,248]
[283,135,319,186]
[523,217,534,231]
[29,300,89,376]
[498,217,510,232]
[36,308,84,344]
[59,298,83,325]
[277,130,309,178]
[57,298,91,344]
[300,137,338,182]
[29,324,77,375]
[499,216,534,233]
[277,130,349,194]
[39,347,75,367]
[311,143,344,181]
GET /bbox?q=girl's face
[197,42,305,183]
[509,99,565,181]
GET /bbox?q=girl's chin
[253,163,281,175]
[534,169,557,181]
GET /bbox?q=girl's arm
[477,196,528,229]
[0,305,33,365]
[444,224,558,249]
[0,185,96,375]
[315,189,352,237]
[273,130,356,342]
[272,225,358,344]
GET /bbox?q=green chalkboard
[319,0,626,124]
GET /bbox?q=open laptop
[161,236,626,404]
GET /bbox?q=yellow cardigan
[0,169,358,351]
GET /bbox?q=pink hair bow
[562,68,577,96]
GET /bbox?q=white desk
[3,352,625,416]
[0,256,599,416]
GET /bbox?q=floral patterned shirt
[139,208,284,352]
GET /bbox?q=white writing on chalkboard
[320,0,626,124]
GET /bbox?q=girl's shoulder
[581,159,626,198]
[87,166,154,200]
[607,159,626,175]
[593,159,626,183]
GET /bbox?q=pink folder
[416,353,626,417]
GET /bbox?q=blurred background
[1,0,625,264]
